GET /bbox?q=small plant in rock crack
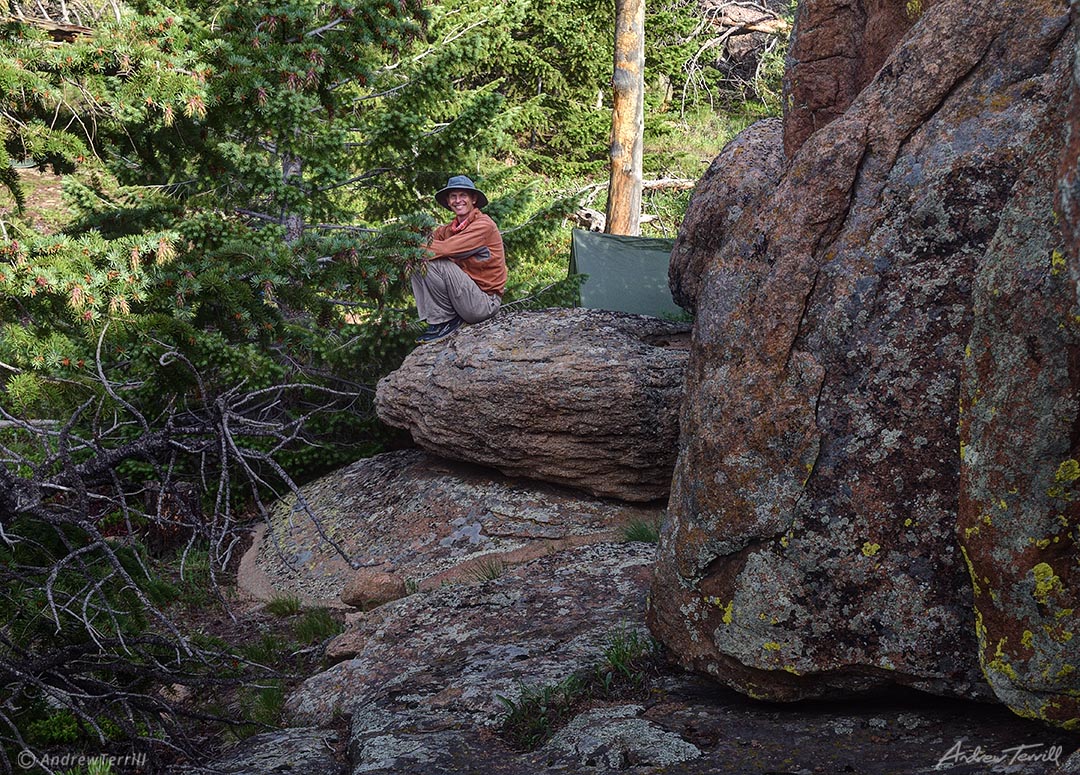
[469,556,507,582]
[497,674,586,751]
[497,624,663,751]
[597,625,659,691]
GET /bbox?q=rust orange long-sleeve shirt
[427,209,507,295]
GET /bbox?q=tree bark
[282,152,304,244]
[606,0,644,236]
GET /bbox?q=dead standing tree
[606,0,645,236]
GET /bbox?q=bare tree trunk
[606,0,645,236]
[282,151,304,244]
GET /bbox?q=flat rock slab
[286,541,657,726]
[170,727,345,774]
[376,308,690,502]
[242,450,662,608]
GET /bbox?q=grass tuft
[293,608,343,644]
[264,595,303,617]
[469,556,507,582]
[621,517,662,544]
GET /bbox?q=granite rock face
[782,0,919,156]
[285,542,667,773]
[959,126,1080,728]
[650,0,1076,709]
[1062,2,1080,302]
[953,0,1079,729]
[172,728,345,775]
[242,449,662,609]
[668,118,785,312]
[376,309,689,502]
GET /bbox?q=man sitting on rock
[412,175,507,344]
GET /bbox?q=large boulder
[668,118,786,312]
[240,449,663,609]
[649,0,1076,708]
[376,309,689,502]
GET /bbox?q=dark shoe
[416,316,463,343]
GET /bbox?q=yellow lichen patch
[1063,718,1080,732]
[1051,249,1067,276]
[861,542,881,557]
[904,0,921,19]
[1022,630,1034,649]
[1056,459,1080,483]
[763,641,782,651]
[986,639,1018,681]
[960,545,977,580]
[973,607,987,642]
[960,441,967,461]
[782,665,802,675]
[904,518,913,528]
[964,525,980,539]
[1033,562,1063,604]
[780,535,790,548]
[1057,665,1075,680]
[982,513,993,526]
[998,499,1008,510]
[722,600,733,625]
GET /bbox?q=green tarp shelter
[568,229,684,319]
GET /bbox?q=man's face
[447,190,477,220]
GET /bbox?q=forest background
[0,0,788,769]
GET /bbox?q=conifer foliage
[0,0,556,767]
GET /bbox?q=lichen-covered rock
[173,728,344,775]
[782,0,918,155]
[284,542,677,774]
[541,705,701,769]
[1061,2,1080,318]
[375,309,689,502]
[668,118,785,312]
[649,0,1075,704]
[959,107,1080,726]
[241,450,662,608]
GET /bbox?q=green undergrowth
[497,625,662,751]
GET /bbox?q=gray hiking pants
[411,259,501,324]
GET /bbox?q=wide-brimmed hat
[435,175,489,210]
